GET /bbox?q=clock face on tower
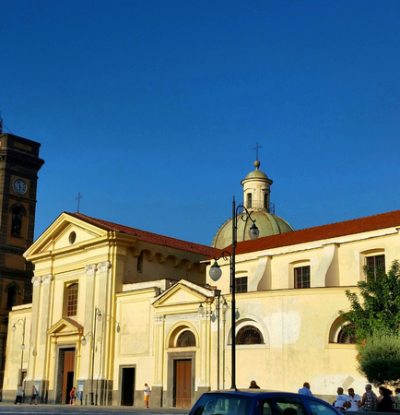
[12,178,27,195]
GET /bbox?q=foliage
[339,260,400,343]
[356,329,400,387]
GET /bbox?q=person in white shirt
[346,388,361,411]
[143,383,150,409]
[298,382,313,397]
[333,387,350,410]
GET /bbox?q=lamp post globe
[81,337,87,347]
[209,261,222,281]
[222,300,229,314]
[198,304,204,315]
[248,223,260,240]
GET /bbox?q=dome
[211,159,294,249]
[212,211,294,249]
[244,169,269,180]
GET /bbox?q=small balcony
[239,200,275,215]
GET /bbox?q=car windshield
[192,394,252,415]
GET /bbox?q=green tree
[356,329,400,387]
[339,260,400,343]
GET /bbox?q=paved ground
[0,403,189,415]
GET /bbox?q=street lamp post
[96,313,120,406]
[12,318,26,386]
[221,298,228,389]
[81,307,102,405]
[209,196,259,390]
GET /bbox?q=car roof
[202,389,338,407]
[204,390,307,397]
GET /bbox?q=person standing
[69,387,76,405]
[298,382,313,397]
[14,385,24,405]
[360,384,378,411]
[346,388,361,411]
[30,385,38,405]
[144,383,150,409]
[249,380,260,389]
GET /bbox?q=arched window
[337,328,356,344]
[236,326,264,345]
[176,330,196,347]
[247,193,252,209]
[264,193,269,210]
[6,286,16,309]
[11,206,23,236]
[66,283,78,317]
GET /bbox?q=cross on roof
[76,192,83,213]
[252,142,262,160]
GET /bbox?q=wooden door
[174,359,191,408]
[61,350,75,404]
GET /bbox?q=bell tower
[0,127,44,385]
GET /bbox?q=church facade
[3,161,400,407]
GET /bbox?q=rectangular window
[235,277,248,293]
[365,254,385,279]
[294,266,310,288]
[66,284,78,317]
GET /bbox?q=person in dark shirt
[377,386,393,412]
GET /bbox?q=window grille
[337,328,356,344]
[235,277,248,293]
[294,266,310,288]
[176,330,196,347]
[236,326,264,345]
[365,255,385,279]
[67,283,78,317]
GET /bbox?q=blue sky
[1,0,399,246]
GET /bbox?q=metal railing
[238,200,275,215]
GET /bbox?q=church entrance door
[174,359,191,408]
[57,348,75,404]
[120,367,135,406]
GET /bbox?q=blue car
[189,390,343,415]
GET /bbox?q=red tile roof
[67,212,219,257]
[220,209,400,256]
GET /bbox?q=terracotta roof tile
[219,209,400,256]
[67,212,219,257]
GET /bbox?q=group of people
[299,382,400,412]
[14,384,38,405]
[333,384,400,412]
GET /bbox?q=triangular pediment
[153,279,214,308]
[47,318,83,337]
[25,212,109,259]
